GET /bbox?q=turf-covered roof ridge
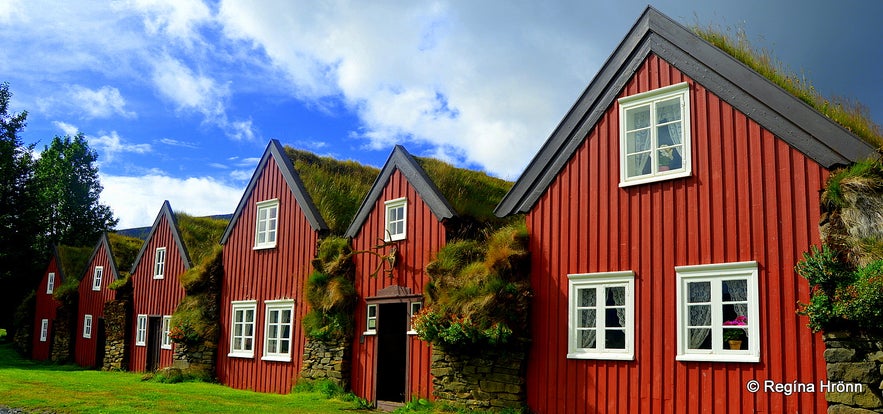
[345,145,512,238]
[284,146,380,235]
[55,244,93,283]
[175,212,228,266]
[107,232,143,276]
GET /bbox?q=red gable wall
[524,54,828,413]
[130,213,188,372]
[349,169,441,401]
[32,256,61,361]
[217,156,318,393]
[75,241,118,368]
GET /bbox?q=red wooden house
[128,201,228,372]
[345,145,510,405]
[31,246,88,360]
[217,139,329,393]
[494,7,876,414]
[74,232,142,368]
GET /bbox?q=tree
[0,82,41,333]
[35,133,118,248]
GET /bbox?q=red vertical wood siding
[75,241,118,368]
[350,169,440,402]
[218,156,318,393]
[130,214,188,372]
[32,257,61,360]
[524,54,829,413]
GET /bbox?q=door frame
[366,285,422,404]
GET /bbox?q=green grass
[0,343,359,413]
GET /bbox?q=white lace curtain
[688,282,711,349]
[725,280,748,319]
[657,100,683,160]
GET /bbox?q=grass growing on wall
[693,24,883,147]
[303,236,356,341]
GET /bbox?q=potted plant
[658,148,673,172]
[723,315,747,349]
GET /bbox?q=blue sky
[2,0,881,228]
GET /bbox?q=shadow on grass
[0,343,86,372]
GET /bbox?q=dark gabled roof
[495,6,877,217]
[220,139,328,244]
[344,145,456,238]
[129,200,192,273]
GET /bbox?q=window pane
[606,287,625,306]
[234,338,242,350]
[605,329,626,349]
[656,97,681,123]
[281,310,291,324]
[368,319,376,330]
[688,328,711,349]
[578,288,596,307]
[244,338,252,350]
[268,339,277,352]
[627,153,651,177]
[688,282,711,303]
[246,310,254,322]
[688,304,711,326]
[606,308,625,328]
[282,324,290,338]
[245,324,253,336]
[269,310,279,324]
[280,340,289,354]
[723,279,747,301]
[626,106,651,130]
[579,329,596,349]
[578,309,596,328]
[626,130,651,153]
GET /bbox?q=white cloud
[70,85,136,119]
[101,174,242,228]
[157,138,199,148]
[53,121,79,136]
[128,0,212,43]
[0,0,26,23]
[89,131,152,162]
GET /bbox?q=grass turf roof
[175,213,229,267]
[284,146,380,235]
[56,245,93,283]
[107,232,143,275]
[414,156,513,223]
[692,24,883,148]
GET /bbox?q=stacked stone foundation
[824,331,883,413]
[430,344,527,411]
[300,337,351,388]
[102,300,129,371]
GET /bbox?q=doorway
[146,316,162,371]
[95,318,106,369]
[375,302,407,402]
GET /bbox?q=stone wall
[51,306,75,363]
[300,338,351,388]
[824,331,883,413]
[102,300,129,371]
[430,345,527,411]
[172,340,217,379]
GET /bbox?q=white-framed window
[229,300,257,358]
[262,300,294,362]
[676,261,760,363]
[161,315,172,349]
[136,314,147,346]
[254,199,279,249]
[364,304,378,335]
[567,271,635,360]
[407,302,422,335]
[40,319,49,342]
[154,247,167,279]
[91,266,104,291]
[83,314,93,339]
[384,198,407,242]
[618,82,691,186]
[46,272,55,294]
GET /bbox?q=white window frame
[154,247,167,279]
[254,199,279,250]
[91,266,103,291]
[364,304,378,335]
[161,315,172,349]
[262,300,295,362]
[46,272,55,294]
[83,314,93,339]
[618,82,691,186]
[675,261,760,363]
[229,300,257,358]
[567,271,635,360]
[407,302,423,335]
[135,314,147,346]
[40,319,49,342]
[384,197,407,242]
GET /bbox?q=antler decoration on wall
[352,231,399,278]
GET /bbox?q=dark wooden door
[146,316,162,371]
[375,303,407,402]
[95,318,106,369]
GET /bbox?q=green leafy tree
[0,82,41,333]
[35,133,118,247]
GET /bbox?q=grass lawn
[0,343,359,413]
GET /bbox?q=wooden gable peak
[129,200,192,273]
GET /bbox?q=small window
[154,247,167,279]
[254,199,279,249]
[676,261,760,363]
[91,266,104,291]
[229,301,257,358]
[46,272,55,294]
[384,198,407,242]
[619,82,691,186]
[136,315,147,346]
[364,304,378,335]
[40,319,49,342]
[83,314,93,339]
[263,300,294,362]
[567,271,635,360]
[407,302,422,335]
[161,316,172,349]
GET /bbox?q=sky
[1,0,881,229]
